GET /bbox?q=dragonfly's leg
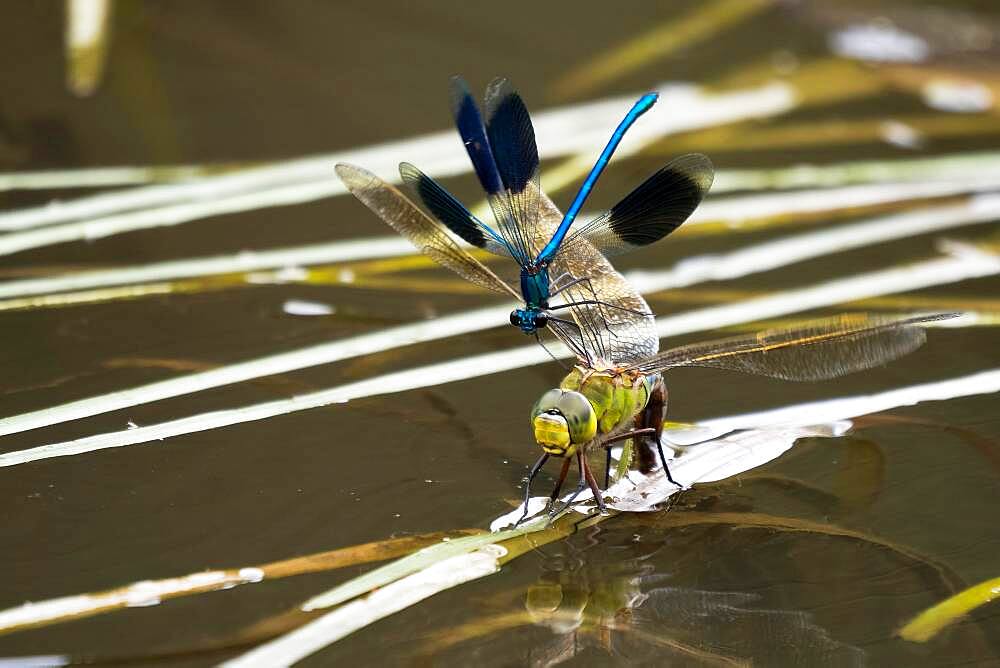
[514,453,549,528]
[548,453,589,518]
[600,428,657,486]
[604,447,611,488]
[602,428,657,446]
[635,378,681,487]
[582,456,607,515]
[549,456,573,501]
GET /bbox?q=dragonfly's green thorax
[560,365,652,436]
[530,365,653,457]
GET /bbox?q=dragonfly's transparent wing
[532,186,659,366]
[561,154,714,258]
[628,313,957,379]
[398,162,509,256]
[335,163,521,299]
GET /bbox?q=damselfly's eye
[534,312,549,328]
[510,311,522,326]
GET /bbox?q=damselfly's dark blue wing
[335,163,520,299]
[338,162,643,363]
[398,162,508,255]
[445,76,543,268]
[484,78,539,197]
[561,153,714,258]
[449,76,504,197]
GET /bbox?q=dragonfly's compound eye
[530,389,596,456]
[530,389,564,424]
[510,310,522,327]
[557,391,597,444]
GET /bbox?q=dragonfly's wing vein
[628,313,957,380]
[335,163,521,299]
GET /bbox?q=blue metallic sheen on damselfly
[442,79,693,338]
[535,92,659,265]
[336,76,713,360]
[508,91,660,335]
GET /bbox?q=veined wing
[449,76,504,197]
[627,313,957,379]
[449,76,542,267]
[398,162,509,256]
[560,154,714,258]
[335,163,520,300]
[533,185,659,366]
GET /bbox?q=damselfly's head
[530,389,597,457]
[510,308,548,334]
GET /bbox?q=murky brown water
[2,2,999,665]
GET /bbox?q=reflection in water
[2,0,1000,664]
[64,0,113,97]
[629,585,864,667]
[520,530,864,667]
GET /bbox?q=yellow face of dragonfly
[530,389,597,457]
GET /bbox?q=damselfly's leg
[550,273,648,317]
[546,299,650,344]
[534,331,569,370]
[548,299,649,318]
[548,271,619,340]
[547,315,595,366]
[514,453,549,527]
[547,273,592,298]
[635,378,680,487]
[548,272,651,340]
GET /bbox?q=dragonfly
[336,76,713,355]
[518,309,956,525]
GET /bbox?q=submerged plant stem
[0,530,479,637]
[899,576,1000,642]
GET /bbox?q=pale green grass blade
[0,197,996,440]
[0,81,792,236]
[1,243,996,467]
